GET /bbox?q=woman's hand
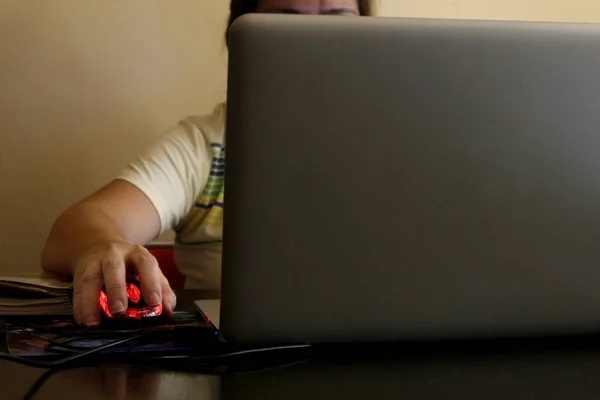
[72,241,177,326]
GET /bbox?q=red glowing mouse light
[99,281,162,319]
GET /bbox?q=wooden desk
[3,290,600,399]
[6,337,600,399]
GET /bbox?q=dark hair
[226,0,375,44]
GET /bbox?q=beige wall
[380,0,600,23]
[1,0,599,274]
[0,0,229,273]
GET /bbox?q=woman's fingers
[160,274,177,317]
[128,246,163,307]
[75,265,104,326]
[101,252,128,315]
[73,243,176,325]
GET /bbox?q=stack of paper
[0,273,72,316]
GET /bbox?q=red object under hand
[99,282,163,319]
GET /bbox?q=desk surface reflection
[5,336,600,400]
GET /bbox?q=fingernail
[85,315,99,327]
[148,292,161,306]
[111,300,126,314]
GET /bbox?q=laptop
[212,14,600,345]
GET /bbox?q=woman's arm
[42,179,161,274]
[41,110,219,326]
[41,179,175,326]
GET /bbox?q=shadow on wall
[0,0,228,273]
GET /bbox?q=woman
[41,0,375,327]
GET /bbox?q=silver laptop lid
[222,14,600,345]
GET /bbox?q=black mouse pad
[3,311,220,359]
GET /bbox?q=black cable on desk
[118,342,313,373]
[4,334,150,399]
[186,344,313,366]
[21,369,60,400]
[19,343,312,400]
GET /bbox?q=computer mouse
[99,279,163,320]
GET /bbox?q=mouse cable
[21,368,62,400]
[130,343,314,371]
[0,333,149,369]
[188,343,312,363]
